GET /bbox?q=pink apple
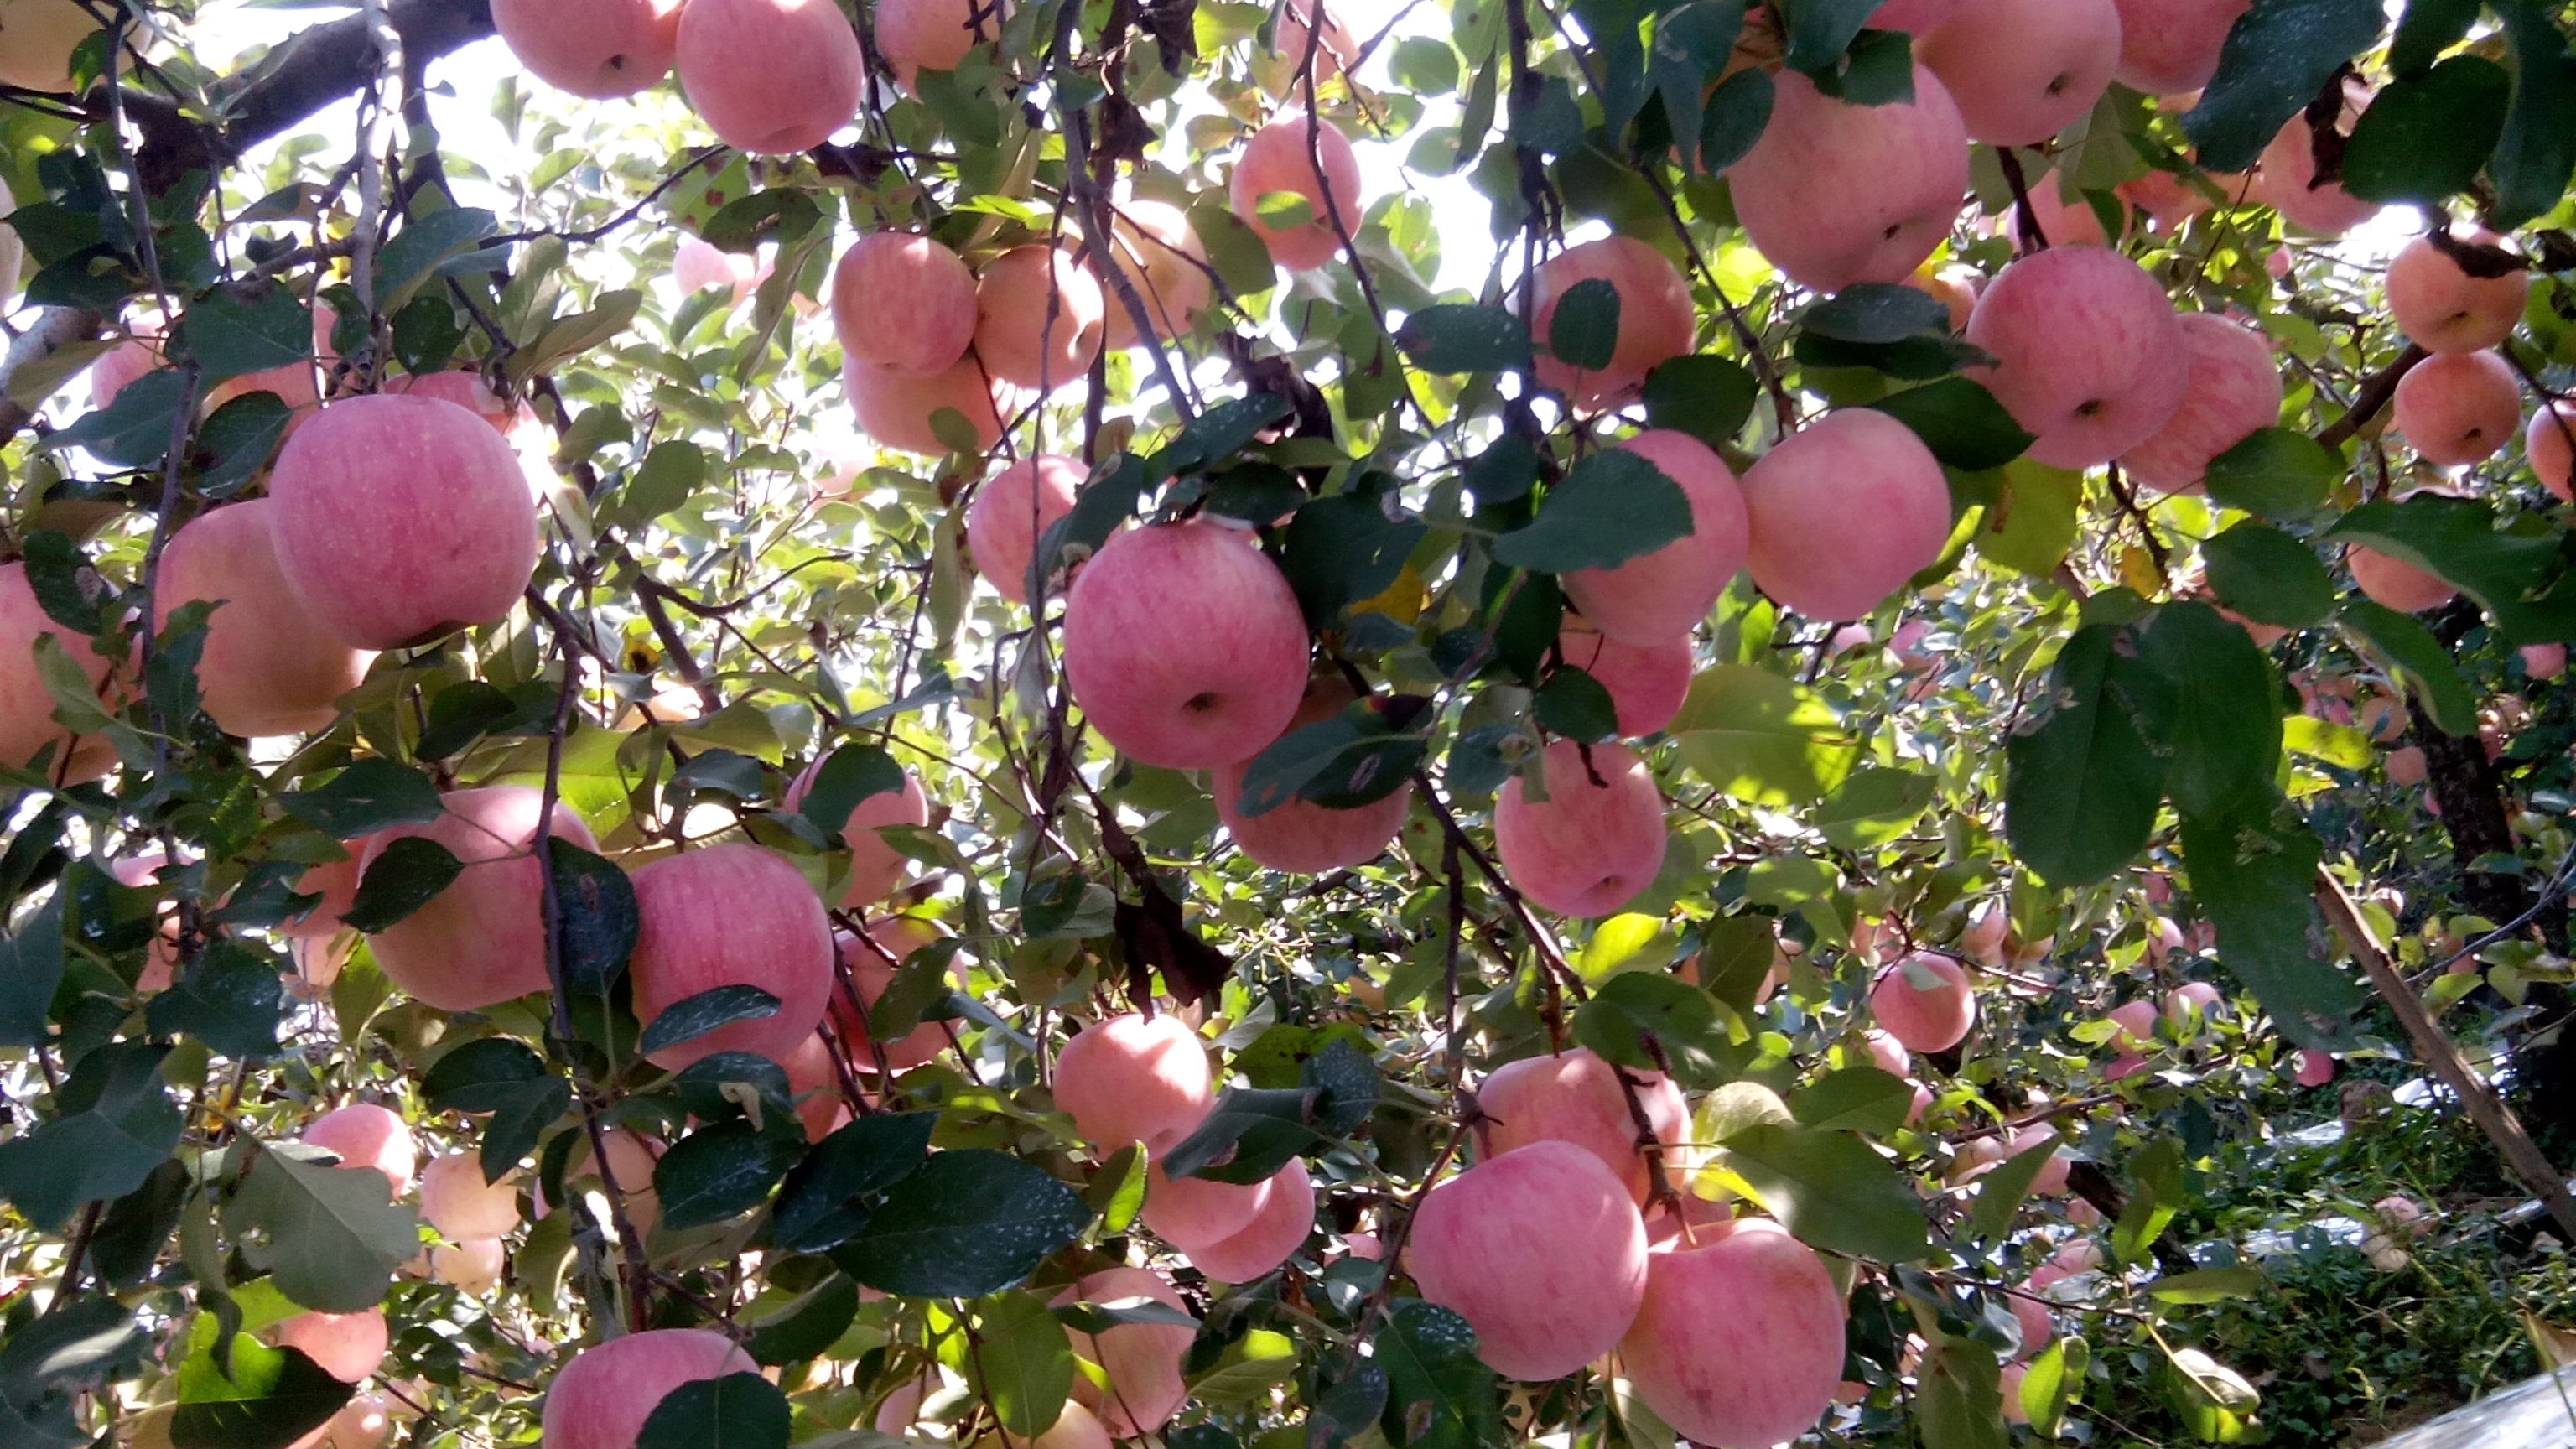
[540,1329,760,1449]
[1526,236,1696,412]
[1095,200,1213,351]
[2106,998,2159,1052]
[2118,312,2282,493]
[974,246,1105,390]
[2007,1125,2072,1195]
[420,1153,522,1241]
[278,1309,388,1383]
[1908,266,1981,330]
[300,1104,416,1195]
[1061,518,1310,768]
[1259,0,1358,86]
[1057,1266,1196,1436]
[1739,408,1953,620]
[782,1030,860,1140]
[1919,0,2121,144]
[0,560,117,782]
[1493,739,1668,917]
[89,335,163,408]
[2253,91,2378,236]
[1728,65,1970,293]
[832,233,979,377]
[429,1236,505,1291]
[1863,1029,1911,1077]
[1561,429,1749,645]
[2118,167,2242,231]
[844,355,1011,455]
[1144,1157,1272,1249]
[491,0,681,96]
[826,917,958,1073]
[2345,543,2454,613]
[671,236,759,303]
[155,500,373,737]
[1053,1012,1213,1154]
[2530,400,2576,501]
[628,843,835,1070]
[1213,677,1415,874]
[1872,953,1976,1052]
[968,454,1083,605]
[874,0,992,89]
[1969,245,2189,467]
[1228,112,1363,273]
[1618,1218,1846,1448]
[383,369,523,434]
[2392,350,2521,465]
[2386,744,2428,785]
[1557,615,1691,736]
[2010,1291,2054,1358]
[1185,1157,1315,1280]
[2293,1047,2336,1086]
[2108,0,2246,93]
[2387,229,2528,356]
[2012,172,2111,249]
[782,758,929,907]
[1006,1402,1114,1449]
[2523,642,2568,679]
[1869,0,1960,27]
[361,787,597,1011]
[1479,1046,1686,1205]
[674,0,864,153]
[1409,1141,1649,1379]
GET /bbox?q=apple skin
[2386,743,2428,785]
[1728,65,1970,294]
[2117,313,2283,493]
[2387,230,2528,356]
[1228,112,1363,273]
[2252,95,2378,236]
[540,1329,761,1449]
[1738,408,1954,621]
[2010,1291,2054,1358]
[1562,429,1749,646]
[361,787,598,1012]
[0,560,117,782]
[155,500,375,738]
[2012,173,2112,249]
[674,0,865,154]
[1409,1140,1649,1379]
[628,843,836,1070]
[1057,1268,1196,1436]
[2164,980,2225,1033]
[2524,642,2568,679]
[1919,0,2121,145]
[281,844,367,939]
[1213,677,1414,874]
[267,394,540,651]
[428,1236,506,1292]
[2392,350,2522,466]
[1144,1158,1272,1249]
[1061,518,1310,769]
[1558,617,1690,736]
[833,233,979,377]
[300,1104,416,1195]
[1968,245,2189,468]
[826,917,960,1073]
[2345,543,2455,614]
[782,1030,859,1140]
[277,1309,389,1384]
[1095,201,1213,351]
[1054,1012,1213,1154]
[383,370,522,434]
[90,336,162,408]
[2293,1048,2336,1086]
[1618,1218,1846,1449]
[974,246,1106,390]
[1184,1157,1316,1280]
[1527,236,1696,412]
[967,454,1083,605]
[0,0,98,90]
[420,1153,522,1241]
[2107,0,2246,93]
[2530,399,2576,502]
[1870,953,1976,1052]
[2117,167,2242,231]
[782,760,930,908]
[875,0,991,88]
[1480,1046,1687,1205]
[1869,0,1960,27]
[2006,1124,2072,1195]
[844,355,1010,457]
[491,0,682,97]
[1493,740,1668,918]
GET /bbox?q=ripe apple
[967,454,1082,604]
[1526,236,1696,412]
[782,1030,860,1140]
[833,232,979,377]
[361,786,598,1011]
[875,0,992,89]
[1728,65,1970,294]
[974,246,1106,390]
[1919,0,2120,144]
[267,394,539,651]
[2387,229,2528,356]
[2108,0,2246,93]
[540,1329,761,1449]
[1185,1157,1316,1280]
[2011,171,2111,249]
[674,0,864,153]
[2386,743,2428,785]
[1054,1012,1213,1154]
[2164,980,2225,1033]
[1228,113,1363,272]
[0,560,117,782]
[2010,1291,2054,1358]
[277,1309,389,1383]
[1969,245,2189,467]
[672,235,758,302]
[1862,1029,1911,1077]
[2118,312,2283,493]
[1561,429,1749,645]
[1738,408,1953,621]
[2525,642,2568,679]
[383,369,523,435]
[295,1393,395,1449]
[90,335,163,409]
[0,0,98,90]
[1480,1046,1686,1205]
[1056,1266,1196,1436]
[1213,677,1415,874]
[2006,1124,2072,1194]
[491,0,682,97]
[1061,518,1309,768]
[2529,400,2575,501]
[155,500,374,738]
[277,845,382,945]
[2392,350,2522,465]
[1493,739,1668,917]
[1907,264,1981,330]
[420,1153,522,1241]
[1872,953,1976,1052]
[1618,1218,1846,1448]
[1095,200,1213,351]
[1556,616,1691,737]
[1409,1140,1648,1379]
[782,759,929,907]
[2293,1047,2336,1086]
[827,917,961,1073]
[300,1103,416,1195]
[2117,167,2242,231]
[1256,0,1358,89]
[1144,1157,1272,1249]
[628,843,835,1069]
[1869,0,1959,27]
[2252,90,2378,236]
[844,355,1010,456]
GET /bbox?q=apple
[540,1329,761,1449]
[1738,408,1953,621]
[1056,1266,1196,1436]
[154,500,374,738]
[1618,1218,1846,1448]
[361,787,598,1011]
[782,759,929,907]
[1728,65,1970,294]
[782,1031,859,1140]
[295,1393,395,1449]
[1228,112,1363,273]
[2106,998,2158,1052]
[844,355,1010,456]
[674,0,864,153]
[1561,429,1748,645]
[2386,744,2428,785]
[1969,245,2188,467]
[1409,1140,1649,1379]
[1213,677,1415,874]
[2529,400,2576,501]
[827,917,961,1074]
[2345,543,2456,614]
[1872,953,1976,1052]
[2010,1291,2054,1358]
[2006,1124,2072,1195]
[2108,0,2246,93]
[1258,0,1359,88]
[1184,1157,1316,1280]
[2387,229,2528,356]
[875,0,993,89]
[967,454,1083,604]
[0,0,98,90]
[974,245,1106,390]
[628,843,836,1070]
[2392,350,2522,465]
[1526,236,1696,412]
[1907,264,1981,330]
[1054,1012,1213,1154]
[267,394,539,651]
[1095,200,1213,351]
[0,560,117,782]
[1061,517,1309,768]
[2293,1048,2336,1086]
[1144,1157,1272,1249]
[300,1103,416,1195]
[1493,739,1668,917]
[1869,0,1959,27]
[2012,171,2111,249]
[833,232,980,377]
[419,1153,522,1241]
[1862,1029,1911,1077]
[1946,1134,2008,1183]
[1556,616,1691,737]
[383,370,523,435]
[2524,642,2568,679]
[999,1402,1113,1449]
[2118,313,2282,493]
[1479,1046,1686,1205]
[671,235,759,303]
[491,0,682,97]
[2165,980,2225,1032]
[1919,0,2120,144]
[279,844,366,940]
[2252,89,2377,236]
[2117,167,2242,231]
[90,335,164,409]
[278,1309,388,1383]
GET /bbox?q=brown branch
[0,308,108,443]
[202,0,496,166]
[2317,344,2428,448]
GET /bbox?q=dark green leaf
[653,1120,806,1231]
[1150,394,1294,478]
[2341,55,2511,203]
[1311,1363,1390,1449]
[1776,0,1881,72]
[0,896,65,1048]
[626,440,707,523]
[2389,0,2478,75]
[1302,1036,1379,1135]
[88,1157,189,1289]
[2329,495,2576,645]
[1963,1140,2058,1242]
[389,295,466,377]
[1641,354,1758,447]
[2182,0,2389,173]
[1201,464,1310,525]
[340,836,463,933]
[231,1142,418,1311]
[970,1291,1075,1437]
[1812,27,1916,103]
[1161,1086,1326,1183]
[277,760,444,838]
[2179,799,2361,1051]
[548,841,637,997]
[0,1041,183,1229]
[2114,1137,2184,1262]
[0,1296,148,1443]
[1867,378,2033,470]
[1814,766,1937,849]
[2340,599,2479,735]
[1722,1122,1929,1261]
[1787,1066,1914,1135]
[702,190,825,253]
[1462,434,1540,504]
[23,531,107,635]
[175,287,310,385]
[1571,971,1743,1088]
[2131,601,2282,818]
[1534,666,1618,741]
[640,984,782,1058]
[1374,1301,1500,1449]
[1234,704,1426,817]
[745,1274,860,1366]
[172,1332,351,1449]
[372,207,499,314]
[1799,283,1949,344]
[1490,449,1694,573]
[2492,0,2576,227]
[1282,475,1429,626]
[1697,67,1777,172]
[634,1373,790,1449]
[673,1052,797,1129]
[55,367,188,469]
[774,1112,938,1252]
[195,392,294,498]
[1915,1335,2008,1449]
[421,1037,549,1111]
[146,600,211,728]
[834,1150,1093,1297]
[1394,304,1534,374]
[1547,278,1622,371]
[2203,521,2334,627]
[145,940,288,1060]
[1030,454,1145,600]
[2003,626,2165,886]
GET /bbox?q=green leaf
[2340,55,2511,203]
[176,287,310,385]
[1082,1143,1148,1236]
[0,1041,183,1229]
[1394,304,1534,374]
[231,1141,419,1311]
[1390,37,1462,92]
[1786,1067,1913,1135]
[195,392,294,498]
[549,841,637,997]
[1915,1335,2008,1449]
[2130,601,2282,818]
[422,1038,569,1183]
[89,1157,189,1290]
[1867,378,2033,471]
[340,836,463,933]
[1534,666,1618,741]
[1548,277,1623,371]
[506,289,643,382]
[1812,766,1937,849]
[2491,0,2576,227]
[702,190,826,252]
[2389,0,2478,75]
[1668,664,1858,807]
[744,1274,860,1366]
[1233,704,1425,816]
[1030,454,1144,599]
[640,984,782,1058]
[2181,0,2389,173]
[1160,1086,1327,1183]
[2148,1265,2269,1303]
[833,1150,1093,1298]
[2021,1334,2085,1436]
[372,207,500,315]
[1640,354,1758,447]
[1374,1301,1500,1449]
[278,760,444,838]
[1571,972,1742,1088]
[1693,914,1779,1017]
[2340,600,2478,735]
[1774,0,1879,72]
[1698,67,1775,171]
[2004,625,2164,886]
[0,1297,149,1445]
[635,1373,790,1449]
[2201,428,2343,517]
[2178,799,2361,1051]
[2329,495,2576,646]
[0,896,65,1048]
[774,1113,938,1253]
[626,440,707,523]
[172,1326,351,1449]
[2204,521,2334,627]
[1964,1140,2058,1242]
[1800,283,1949,343]
[55,366,188,469]
[17,532,102,639]
[1814,25,1914,101]
[653,1119,806,1231]
[1281,475,1429,625]
[970,1291,1075,1437]
[1721,1122,1929,1261]
[1974,458,2081,578]
[2113,1136,2184,1263]
[145,940,288,1060]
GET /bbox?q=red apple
[1144,1157,1272,1249]
[1561,429,1748,646]
[428,1236,506,1291]
[1969,245,2189,467]
[361,787,597,1012]
[1480,1046,1686,1205]
[491,0,682,97]
[277,1309,388,1384]
[1871,953,1976,1052]
[1053,1012,1213,1154]
[2529,400,2575,501]
[833,232,979,377]
[875,0,992,89]
[1057,1267,1196,1436]
[2011,170,2111,249]
[675,0,864,153]
[2386,743,2428,785]
[1095,200,1213,351]
[383,369,522,435]
[1728,65,1970,294]
[540,1329,761,1449]
[1919,0,2120,145]
[1184,1157,1316,1281]
[2010,1291,2054,1358]
[2108,0,2246,93]
[1228,112,1363,273]
[2118,312,2282,493]
[1869,0,1959,26]
[2345,543,2454,613]
[1409,1140,1649,1379]
[299,1103,416,1195]
[2387,229,2528,356]
[1212,677,1414,874]
[2117,167,2242,232]
[154,500,374,737]
[782,758,929,907]
[420,1153,522,1241]
[2293,1048,2336,1086]
[2392,350,2521,465]
[844,355,1010,456]
[1526,236,1696,412]
[628,843,835,1070]
[1557,616,1690,737]
[1618,1218,1846,1448]
[967,454,1083,604]
[89,335,164,409]
[281,844,366,940]
[782,1030,859,1140]
[1493,739,1668,917]
[0,560,117,782]
[1739,408,1953,621]
[2252,87,2378,236]
[974,245,1105,390]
